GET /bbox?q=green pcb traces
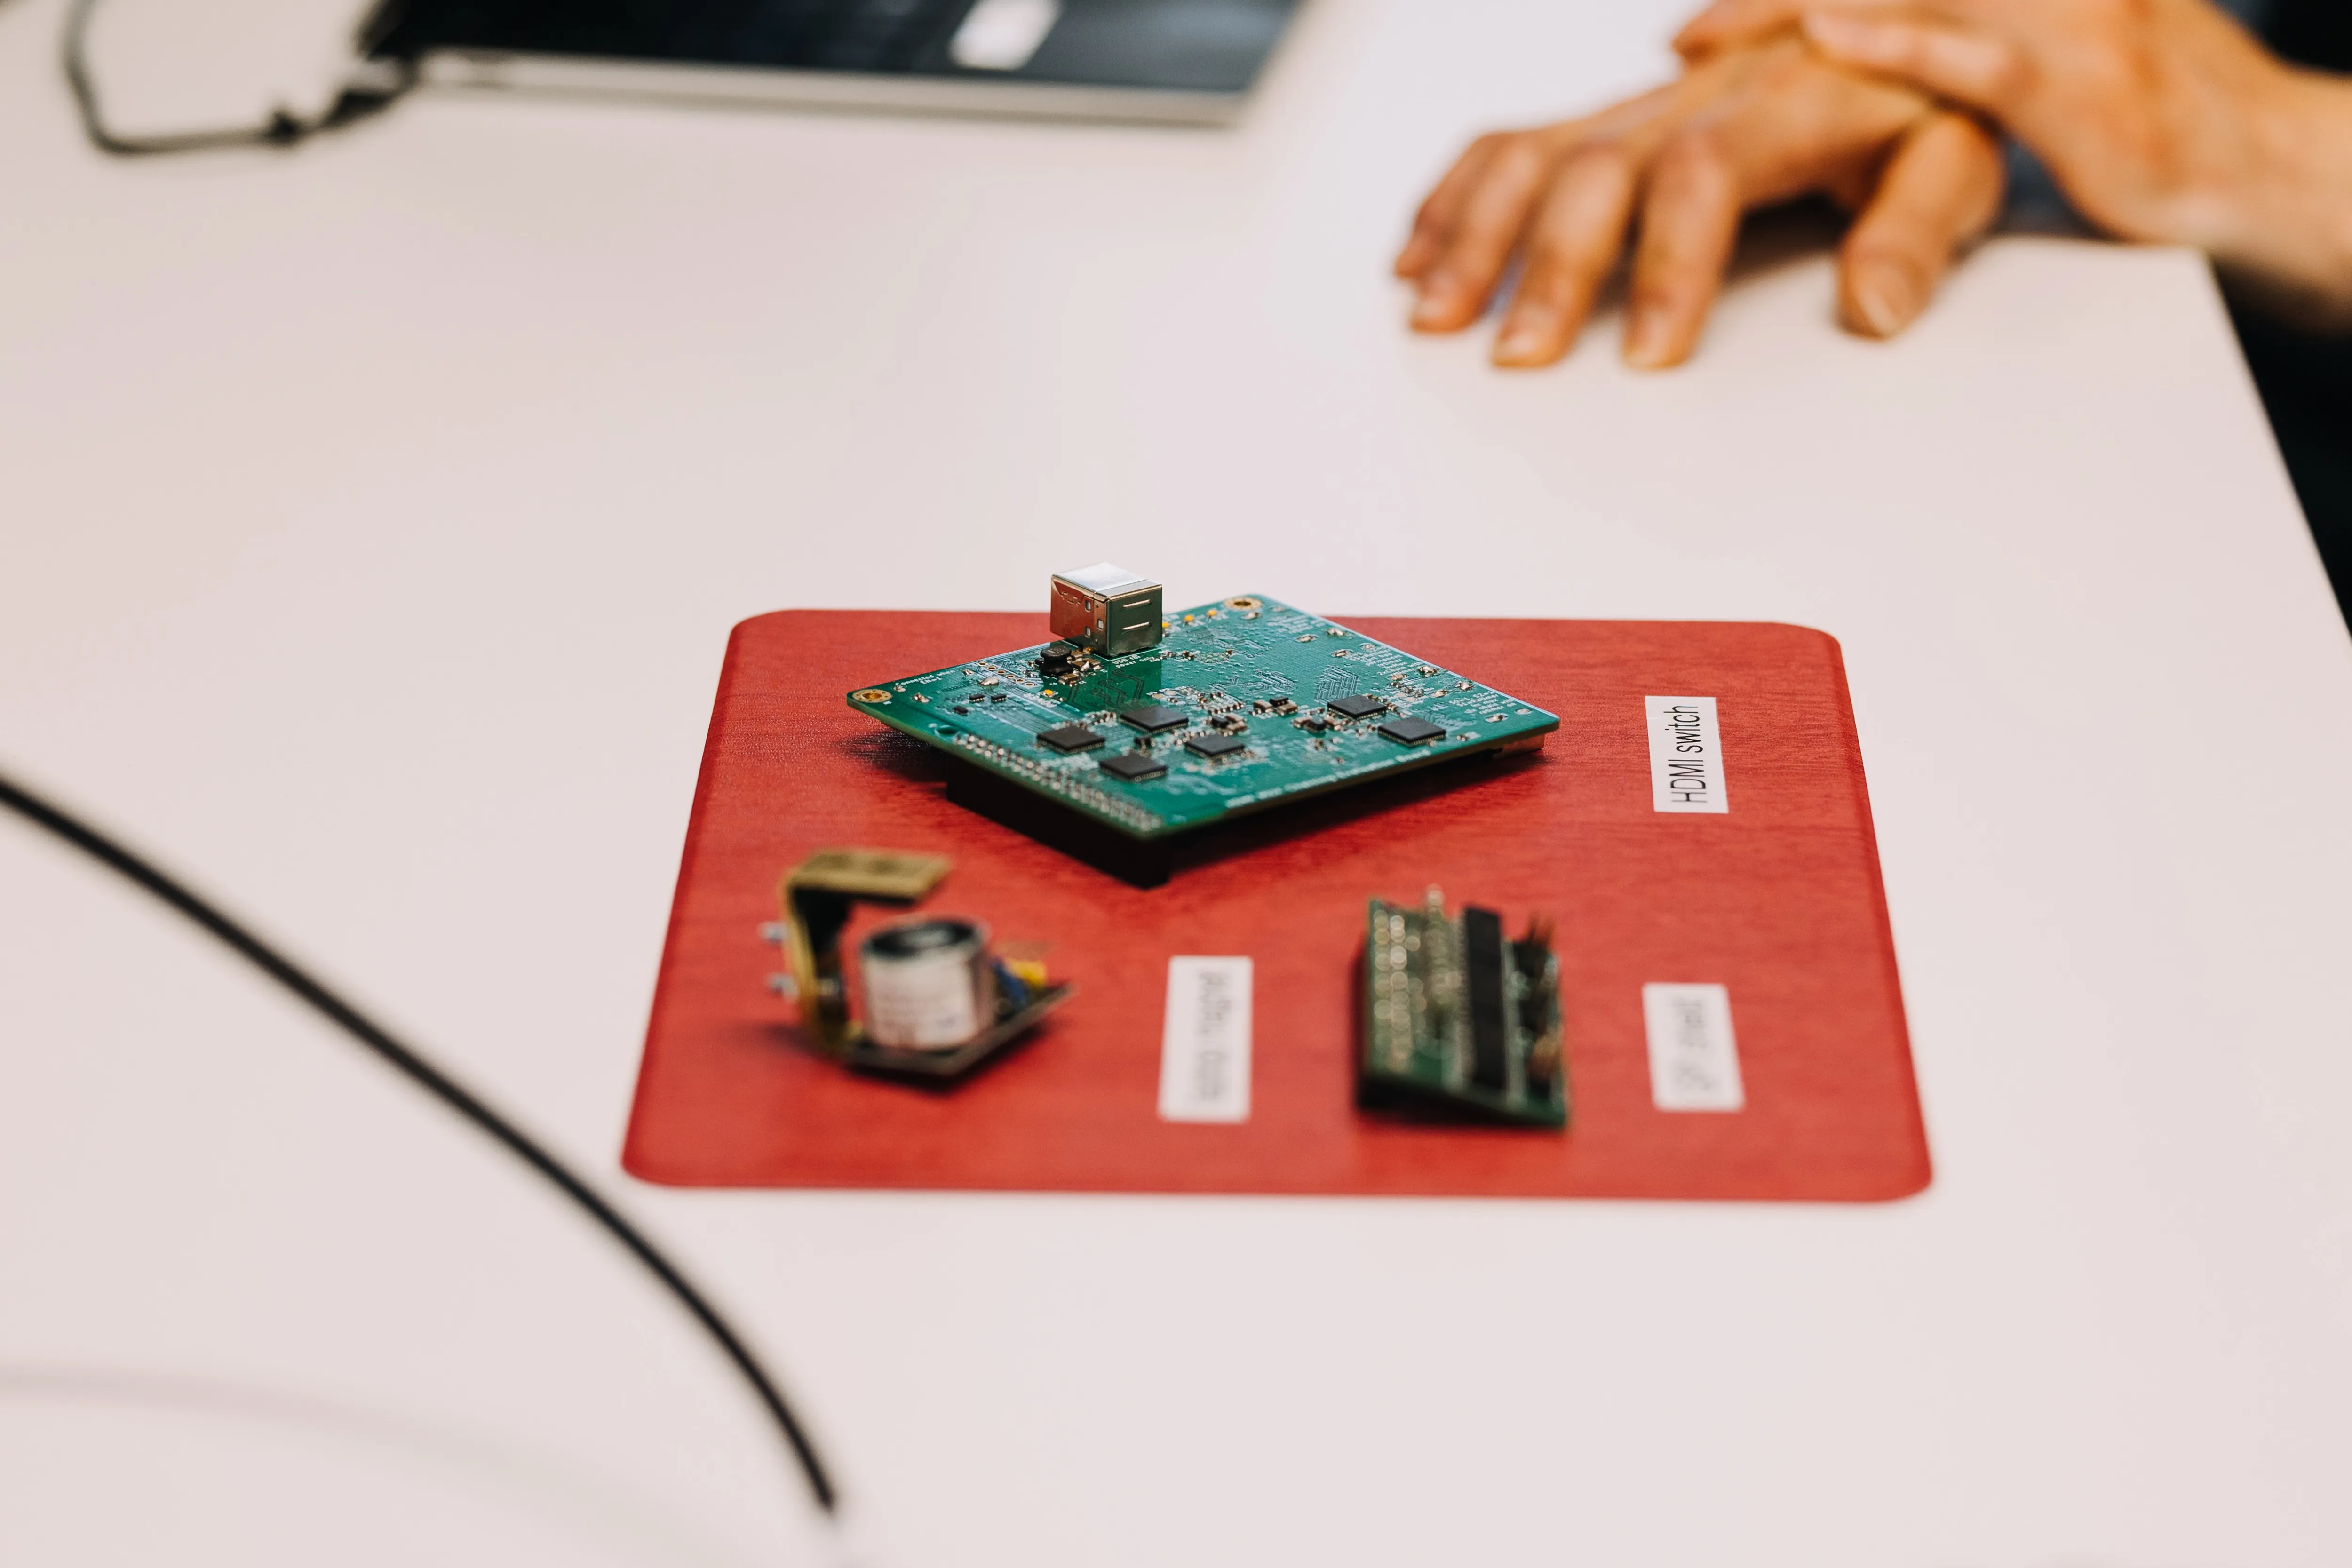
[1359,891,1569,1129]
[847,595,1559,843]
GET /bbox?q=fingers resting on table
[1394,39,2007,369]
[1839,110,2005,336]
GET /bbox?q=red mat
[624,612,1927,1202]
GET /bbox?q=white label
[1645,695,1729,813]
[950,0,1061,69]
[1159,957,1252,1123]
[1643,983,1745,1111]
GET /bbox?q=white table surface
[6,0,2351,1562]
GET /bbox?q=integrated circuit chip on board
[1118,704,1190,733]
[1098,752,1169,781]
[1378,716,1445,746]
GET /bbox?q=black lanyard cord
[63,0,415,157]
[0,764,840,1517]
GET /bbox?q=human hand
[1395,34,2005,368]
[1675,0,2352,325]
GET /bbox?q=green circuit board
[847,594,1559,843]
[1359,891,1569,1129]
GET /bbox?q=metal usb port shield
[1050,563,1163,656]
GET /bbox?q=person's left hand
[1675,0,2352,327]
[1396,34,2006,368]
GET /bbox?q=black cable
[0,765,840,1517]
[64,0,415,158]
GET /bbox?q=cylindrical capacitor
[860,918,996,1051]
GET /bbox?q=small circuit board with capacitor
[763,848,1071,1084]
[1359,888,1568,1128]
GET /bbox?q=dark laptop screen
[363,0,1300,92]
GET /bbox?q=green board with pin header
[846,591,1560,843]
[1361,890,1569,1128]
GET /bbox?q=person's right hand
[1675,0,2352,325]
[1397,33,2005,367]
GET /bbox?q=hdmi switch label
[1645,695,1729,813]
